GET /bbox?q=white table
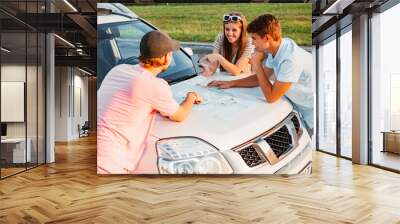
[1,138,31,163]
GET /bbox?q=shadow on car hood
[150,74,293,151]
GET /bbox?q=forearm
[254,63,275,103]
[218,56,243,76]
[169,97,195,122]
[231,74,259,87]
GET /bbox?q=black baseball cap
[140,31,181,59]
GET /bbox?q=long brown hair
[222,12,248,66]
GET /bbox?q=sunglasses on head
[223,15,242,22]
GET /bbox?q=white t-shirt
[264,38,314,128]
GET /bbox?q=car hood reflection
[151,74,293,151]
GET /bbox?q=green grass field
[129,3,311,46]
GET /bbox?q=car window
[114,21,150,59]
[97,20,196,88]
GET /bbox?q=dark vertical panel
[24,0,28,171]
[316,45,319,151]
[336,28,341,157]
[0,16,2,179]
[44,39,46,164]
[367,11,373,165]
[72,68,75,118]
[36,0,39,167]
[44,3,47,164]
[27,0,39,170]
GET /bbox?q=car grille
[236,112,302,168]
[291,115,300,134]
[264,125,292,157]
[238,145,265,167]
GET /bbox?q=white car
[97,3,313,175]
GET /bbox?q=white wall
[54,66,89,141]
[72,73,89,138]
[77,72,89,138]
[1,65,28,138]
[1,63,46,164]
[55,66,69,141]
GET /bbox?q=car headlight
[156,137,233,174]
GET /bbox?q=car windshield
[97,19,196,88]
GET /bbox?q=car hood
[150,73,293,151]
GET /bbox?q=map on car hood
[171,76,265,123]
[174,84,238,106]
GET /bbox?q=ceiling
[312,0,390,44]
[0,0,97,74]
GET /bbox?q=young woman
[200,12,254,76]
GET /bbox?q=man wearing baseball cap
[97,31,202,174]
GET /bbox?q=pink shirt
[97,64,179,174]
